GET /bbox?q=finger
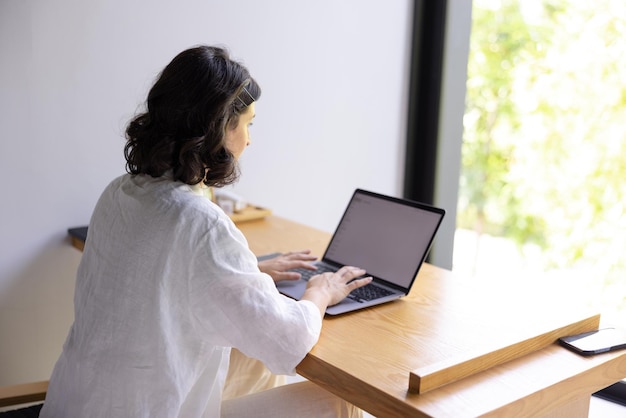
[336,266,366,281]
[278,260,316,272]
[284,249,311,257]
[285,252,317,262]
[298,262,317,270]
[346,276,373,291]
[293,249,312,255]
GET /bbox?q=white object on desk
[213,189,247,214]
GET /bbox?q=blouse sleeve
[188,215,322,375]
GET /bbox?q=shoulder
[157,180,247,248]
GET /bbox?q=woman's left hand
[258,250,318,283]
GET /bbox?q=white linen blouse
[41,174,322,418]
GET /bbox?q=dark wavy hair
[124,45,261,187]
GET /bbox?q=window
[454,0,626,323]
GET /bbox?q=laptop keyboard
[347,284,393,302]
[290,266,394,302]
[292,265,335,280]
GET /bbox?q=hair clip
[236,86,255,107]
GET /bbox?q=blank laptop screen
[324,191,443,289]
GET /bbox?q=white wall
[0,0,414,385]
[231,3,414,231]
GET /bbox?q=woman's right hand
[301,266,372,316]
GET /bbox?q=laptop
[274,189,445,315]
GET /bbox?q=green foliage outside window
[459,0,626,313]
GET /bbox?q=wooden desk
[70,216,626,417]
[239,217,626,417]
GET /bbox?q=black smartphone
[559,328,626,356]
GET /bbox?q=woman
[41,45,370,417]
